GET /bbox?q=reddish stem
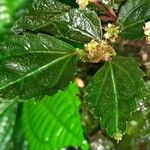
[93,0,117,22]
[139,140,146,150]
[100,15,116,22]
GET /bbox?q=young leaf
[0,33,78,101]
[0,101,17,150]
[22,83,88,150]
[118,0,150,39]
[85,56,144,139]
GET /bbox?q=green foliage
[126,110,150,137]
[0,0,149,149]
[85,56,144,136]
[22,83,88,150]
[12,0,70,34]
[0,33,78,100]
[13,0,102,43]
[0,0,11,30]
[0,101,17,150]
[118,0,150,39]
[49,8,102,43]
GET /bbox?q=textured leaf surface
[22,83,88,150]
[12,0,70,34]
[13,0,102,43]
[0,33,78,100]
[51,9,102,43]
[118,0,150,39]
[85,56,144,136]
[0,101,17,150]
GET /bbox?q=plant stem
[93,0,117,22]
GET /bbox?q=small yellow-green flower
[144,21,150,44]
[76,0,96,9]
[104,23,120,43]
[83,39,116,63]
[113,132,123,143]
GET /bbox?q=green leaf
[0,33,78,101]
[13,0,102,43]
[22,83,88,150]
[85,56,144,138]
[0,101,17,150]
[118,0,150,39]
[51,8,102,43]
[12,0,71,34]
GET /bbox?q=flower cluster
[104,23,120,43]
[76,0,96,9]
[83,39,116,63]
[144,21,150,44]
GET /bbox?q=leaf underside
[0,33,77,101]
[22,83,86,150]
[85,56,144,136]
[118,0,150,39]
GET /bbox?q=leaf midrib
[109,62,119,133]
[25,98,82,146]
[1,51,72,60]
[0,53,76,91]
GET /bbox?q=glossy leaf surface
[13,0,102,43]
[118,0,150,39]
[12,0,70,34]
[85,56,144,137]
[0,33,78,100]
[52,8,102,43]
[22,83,88,150]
